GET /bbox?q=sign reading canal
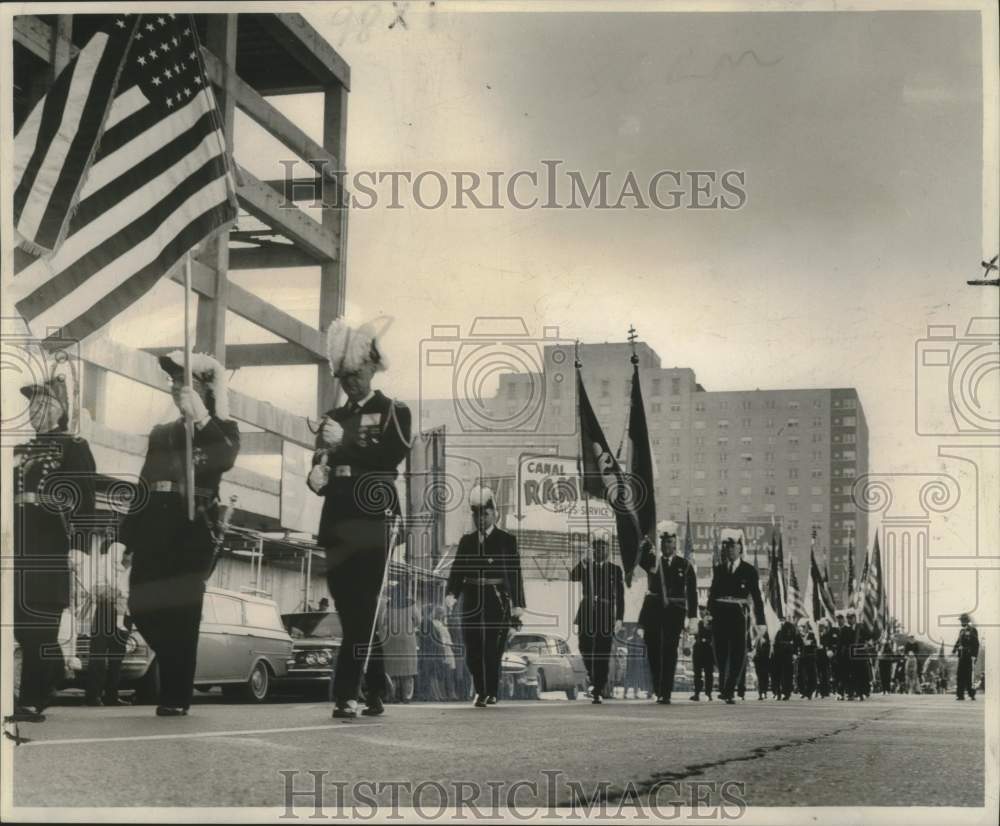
[517,454,616,533]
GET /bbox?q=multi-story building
[414,340,868,604]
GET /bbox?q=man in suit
[953,612,980,701]
[570,527,624,705]
[839,609,871,700]
[638,520,698,705]
[308,318,411,719]
[708,528,766,704]
[772,618,799,701]
[446,486,525,708]
[124,352,240,717]
[815,617,834,698]
[690,607,715,701]
[752,630,771,700]
[797,620,819,699]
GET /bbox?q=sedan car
[501,632,588,700]
[64,587,293,703]
[278,611,343,699]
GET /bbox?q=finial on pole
[627,324,639,365]
[574,339,581,369]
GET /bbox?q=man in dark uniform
[308,318,411,719]
[123,352,239,717]
[752,630,771,700]
[953,613,980,701]
[570,527,624,705]
[797,620,819,699]
[690,606,715,701]
[876,636,895,695]
[839,609,870,700]
[11,364,96,723]
[772,618,798,701]
[446,486,526,707]
[708,529,766,704]
[831,612,847,699]
[638,521,698,705]
[815,617,834,698]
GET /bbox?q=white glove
[445,594,457,610]
[614,620,623,633]
[757,624,767,637]
[684,617,692,633]
[511,606,524,618]
[572,624,580,636]
[320,417,345,448]
[177,387,209,424]
[307,454,330,495]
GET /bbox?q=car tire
[134,659,160,705]
[565,685,579,701]
[240,660,271,703]
[532,670,546,700]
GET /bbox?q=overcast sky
[100,7,997,609]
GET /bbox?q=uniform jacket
[799,630,819,659]
[570,558,625,631]
[123,416,240,582]
[446,526,526,609]
[707,558,766,625]
[753,637,772,665]
[838,622,870,656]
[953,625,980,658]
[773,622,800,656]
[313,391,411,545]
[14,431,96,608]
[693,619,714,652]
[638,547,698,619]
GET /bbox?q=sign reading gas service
[517,454,615,533]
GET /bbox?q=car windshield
[282,612,343,639]
[507,638,547,654]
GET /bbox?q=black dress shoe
[361,697,385,716]
[6,707,46,723]
[332,703,358,719]
[656,696,671,705]
[690,694,700,702]
[105,698,132,707]
[486,696,498,705]
[725,698,736,705]
[155,706,187,717]
[592,695,603,705]
[84,699,103,707]
[474,695,487,708]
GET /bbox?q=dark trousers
[642,603,686,699]
[693,647,714,696]
[817,651,831,696]
[711,604,749,700]
[86,596,126,703]
[773,651,794,698]
[956,654,976,698]
[459,585,508,698]
[579,625,615,696]
[14,602,64,710]
[326,533,389,706]
[878,660,893,694]
[754,658,770,695]
[798,656,817,698]
[130,575,204,709]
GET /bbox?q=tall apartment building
[422,340,869,603]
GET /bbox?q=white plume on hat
[591,526,612,544]
[656,520,679,537]
[468,485,496,509]
[326,316,390,377]
[720,528,745,545]
[160,351,230,420]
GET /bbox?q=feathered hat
[326,316,390,378]
[591,526,612,545]
[20,353,78,432]
[468,485,496,510]
[720,528,745,550]
[158,351,230,420]
[656,520,679,538]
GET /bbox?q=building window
[843,398,856,409]
[671,378,681,396]
[719,452,728,464]
[694,420,706,430]
[811,503,823,513]
[670,436,681,447]
[718,419,730,429]
[812,433,823,443]
[740,504,751,514]
[811,469,823,479]
[789,468,799,479]
[813,399,823,408]
[742,400,752,410]
[741,436,752,445]
[507,383,518,399]
[843,449,856,460]
[766,399,776,409]
[694,505,706,516]
[764,485,776,496]
[669,420,682,430]
[718,437,729,446]
[670,403,682,413]
[789,401,800,410]
[719,469,729,480]
[651,402,662,413]
[842,416,857,426]
[718,503,729,513]
[789,437,800,447]
[740,486,752,496]
[787,485,800,495]
[765,451,774,463]
[670,452,681,463]
[811,486,823,495]
[740,469,752,480]
[601,380,610,398]
[695,470,706,480]
[695,436,705,446]
[843,433,856,444]
[718,487,728,497]
[720,400,729,410]
[652,438,661,447]
[693,487,705,497]
[669,486,681,497]
[764,503,776,513]
[789,502,799,512]
[652,378,662,396]
[843,467,856,478]
[695,401,705,412]
[694,452,705,463]
[670,470,680,480]
[741,418,752,428]
[765,468,775,479]
[787,452,799,462]
[812,418,823,428]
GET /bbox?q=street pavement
[7,691,986,813]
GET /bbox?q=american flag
[11,13,237,344]
[861,534,885,635]
[787,555,806,621]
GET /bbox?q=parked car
[64,587,293,703]
[501,632,588,700]
[278,611,343,699]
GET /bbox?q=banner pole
[183,254,195,522]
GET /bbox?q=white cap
[591,527,612,545]
[158,351,230,420]
[656,520,679,538]
[720,528,745,546]
[468,485,496,509]
[326,316,390,377]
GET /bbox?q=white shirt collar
[730,558,740,573]
[478,524,495,540]
[352,390,376,410]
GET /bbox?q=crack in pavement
[565,707,899,805]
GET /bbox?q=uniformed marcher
[839,609,871,701]
[831,612,847,699]
[707,529,766,704]
[309,318,411,719]
[815,617,834,697]
[570,527,625,705]
[690,606,715,701]
[752,631,771,700]
[638,521,698,704]
[952,613,980,701]
[10,363,96,723]
[446,486,526,708]
[123,352,239,717]
[797,620,819,699]
[772,618,798,701]
[876,636,895,695]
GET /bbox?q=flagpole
[574,341,592,547]
[183,254,196,522]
